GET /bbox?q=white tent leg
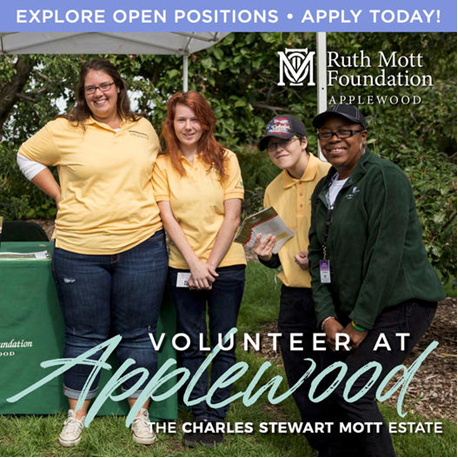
[316,32,327,161]
[183,54,188,92]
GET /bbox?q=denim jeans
[51,230,168,400]
[278,286,329,452]
[319,299,437,457]
[169,266,245,422]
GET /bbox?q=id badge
[319,260,331,284]
[176,272,191,288]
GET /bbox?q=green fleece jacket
[309,150,445,330]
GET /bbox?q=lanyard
[322,205,334,260]
[322,174,339,260]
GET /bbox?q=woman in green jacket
[308,104,445,457]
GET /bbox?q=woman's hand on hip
[55,192,61,210]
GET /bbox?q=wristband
[321,316,335,330]
[351,320,368,332]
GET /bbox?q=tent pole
[183,54,188,92]
[316,32,327,160]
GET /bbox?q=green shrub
[0,143,57,220]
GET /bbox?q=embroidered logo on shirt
[345,186,360,200]
[128,130,149,139]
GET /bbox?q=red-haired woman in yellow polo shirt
[17,58,166,447]
[153,91,246,448]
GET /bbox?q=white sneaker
[59,409,85,447]
[131,408,157,445]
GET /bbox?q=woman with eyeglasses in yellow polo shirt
[17,58,166,447]
[153,91,246,448]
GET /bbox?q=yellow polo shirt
[153,150,246,269]
[264,153,330,287]
[18,116,162,255]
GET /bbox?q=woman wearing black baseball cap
[254,114,331,455]
[308,104,445,456]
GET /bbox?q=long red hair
[162,91,227,180]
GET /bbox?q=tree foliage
[0,32,456,278]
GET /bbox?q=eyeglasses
[267,136,299,153]
[317,129,365,140]
[84,82,115,95]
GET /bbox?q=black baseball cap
[312,104,367,130]
[258,115,307,151]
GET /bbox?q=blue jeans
[320,299,437,457]
[51,231,168,400]
[169,266,245,422]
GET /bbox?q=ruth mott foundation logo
[277,48,433,105]
[277,48,316,87]
[0,338,33,357]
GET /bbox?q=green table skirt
[0,242,177,420]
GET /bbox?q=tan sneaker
[58,409,85,447]
[131,408,157,445]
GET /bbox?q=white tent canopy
[0,32,227,55]
[0,32,229,91]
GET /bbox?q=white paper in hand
[176,272,191,288]
[235,207,294,254]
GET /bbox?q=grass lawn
[0,262,456,457]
